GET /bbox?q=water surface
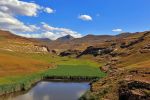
[1,80,90,100]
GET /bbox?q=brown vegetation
[80,31,150,100]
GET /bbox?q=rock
[118,52,131,57]
[100,65,110,73]
[77,46,114,58]
[140,44,150,53]
[59,51,72,56]
[34,45,50,53]
[119,69,150,100]
[100,63,118,74]
[120,32,150,48]
[59,50,81,57]
[51,50,57,54]
[119,81,150,100]
[110,52,118,57]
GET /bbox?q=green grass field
[0,50,105,95]
[45,65,105,77]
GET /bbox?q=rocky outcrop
[119,81,150,100]
[80,31,150,100]
[100,58,120,73]
[34,45,50,53]
[0,43,50,53]
[77,46,114,58]
[140,44,150,53]
[51,50,57,54]
[59,50,81,57]
[82,68,150,100]
[120,32,150,48]
[119,70,150,100]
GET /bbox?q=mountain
[47,32,149,51]
[47,31,150,100]
[47,34,116,51]
[0,29,149,100]
[56,35,74,41]
[0,30,26,39]
[83,34,114,39]
[116,32,132,38]
[0,30,42,43]
[33,38,52,43]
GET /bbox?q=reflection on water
[0,81,90,100]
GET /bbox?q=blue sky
[0,0,150,39]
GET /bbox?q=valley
[0,30,149,100]
[0,0,150,100]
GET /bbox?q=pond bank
[0,74,100,96]
[0,64,106,96]
[1,81,91,100]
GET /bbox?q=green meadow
[0,50,105,95]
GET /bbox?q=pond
[1,80,90,100]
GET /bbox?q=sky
[0,0,150,40]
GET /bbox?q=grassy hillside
[81,31,150,100]
[0,30,149,99]
[0,50,105,95]
[0,50,105,81]
[0,30,105,95]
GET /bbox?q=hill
[79,31,150,100]
[0,29,149,100]
[47,34,115,52]
[116,32,132,38]
[0,30,52,77]
[46,32,147,53]
[0,30,105,96]
[0,30,50,53]
[56,35,74,41]
[45,30,150,100]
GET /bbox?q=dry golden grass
[0,51,51,77]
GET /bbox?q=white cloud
[112,29,123,32]
[44,7,54,14]
[17,32,58,40]
[0,0,81,40]
[78,15,92,21]
[18,23,82,40]
[0,0,54,34]
[42,22,58,31]
[42,32,59,40]
[29,25,40,31]
[41,23,82,40]
[0,12,38,32]
[16,33,42,38]
[0,0,40,16]
[0,0,42,33]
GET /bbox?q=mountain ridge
[56,35,74,41]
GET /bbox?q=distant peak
[56,35,74,41]
[116,32,132,38]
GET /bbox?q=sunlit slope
[0,30,105,90]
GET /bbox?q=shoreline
[0,75,101,96]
